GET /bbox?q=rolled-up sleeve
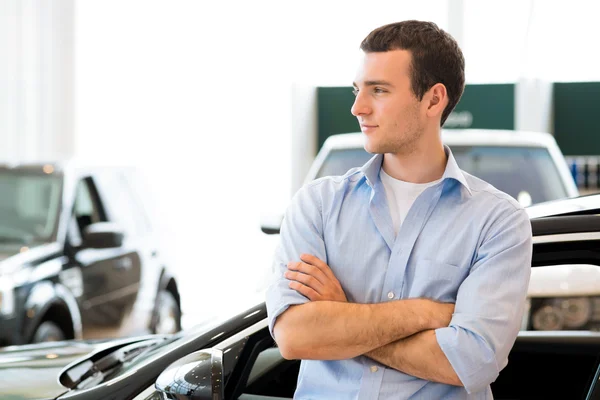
[435,207,533,394]
[266,182,328,339]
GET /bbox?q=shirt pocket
[408,259,466,302]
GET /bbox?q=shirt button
[370,365,378,373]
[387,291,394,299]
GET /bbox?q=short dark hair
[360,20,465,126]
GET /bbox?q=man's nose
[351,91,371,117]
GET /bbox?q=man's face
[351,50,426,155]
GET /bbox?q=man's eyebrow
[352,80,394,88]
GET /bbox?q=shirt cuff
[265,282,308,339]
[435,325,499,394]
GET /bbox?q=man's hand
[285,254,347,302]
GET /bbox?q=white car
[262,130,597,333]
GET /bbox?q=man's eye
[373,87,386,93]
[352,88,359,96]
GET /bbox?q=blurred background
[2,0,600,343]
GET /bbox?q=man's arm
[274,297,452,360]
[366,330,462,386]
[283,254,457,379]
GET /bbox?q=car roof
[322,129,559,150]
[526,193,600,219]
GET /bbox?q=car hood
[0,338,140,400]
[0,244,23,262]
[0,242,62,276]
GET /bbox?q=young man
[266,20,532,399]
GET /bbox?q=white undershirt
[380,168,442,235]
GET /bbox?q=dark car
[2,195,600,399]
[0,162,181,346]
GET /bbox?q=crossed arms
[267,186,533,393]
[273,254,462,387]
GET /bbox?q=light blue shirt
[266,147,533,399]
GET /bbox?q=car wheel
[31,321,66,343]
[152,290,181,334]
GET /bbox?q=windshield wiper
[61,337,167,390]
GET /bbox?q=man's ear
[425,83,449,119]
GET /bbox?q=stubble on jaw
[370,106,424,156]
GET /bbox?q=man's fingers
[285,270,322,292]
[289,281,320,301]
[299,254,337,279]
[300,253,327,269]
[287,262,328,285]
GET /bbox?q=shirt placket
[358,359,384,400]
[359,179,445,398]
[382,183,445,303]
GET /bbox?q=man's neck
[381,139,447,184]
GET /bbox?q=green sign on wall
[317,87,360,151]
[317,83,515,153]
[553,82,600,156]
[445,84,514,130]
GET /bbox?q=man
[266,20,532,399]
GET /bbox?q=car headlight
[530,297,600,331]
[532,304,565,330]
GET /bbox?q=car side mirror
[260,212,283,235]
[155,348,224,400]
[82,222,124,249]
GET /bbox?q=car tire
[31,321,66,343]
[152,290,181,334]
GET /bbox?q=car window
[451,146,568,205]
[242,340,298,399]
[118,169,154,234]
[0,170,62,243]
[315,146,569,206]
[93,171,148,237]
[69,178,106,246]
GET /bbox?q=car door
[65,176,141,335]
[92,169,153,335]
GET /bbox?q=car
[0,195,600,399]
[0,161,182,346]
[524,194,600,333]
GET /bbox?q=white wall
[75,1,293,319]
[0,0,74,162]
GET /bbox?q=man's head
[351,20,465,155]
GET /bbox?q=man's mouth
[360,124,378,132]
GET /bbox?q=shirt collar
[360,145,472,195]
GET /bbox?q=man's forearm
[366,330,462,386]
[274,299,445,360]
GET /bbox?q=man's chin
[363,140,385,155]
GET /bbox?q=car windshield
[0,170,63,243]
[315,146,570,206]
